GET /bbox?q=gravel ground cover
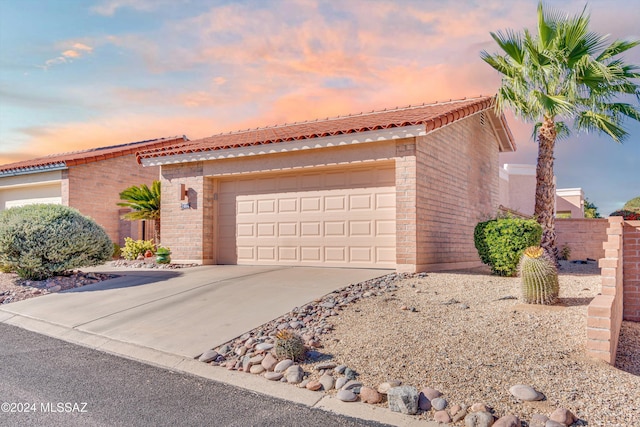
[310,262,640,426]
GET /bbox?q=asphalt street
[0,323,389,427]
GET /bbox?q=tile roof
[136,96,514,163]
[0,136,188,177]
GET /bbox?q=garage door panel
[218,164,396,268]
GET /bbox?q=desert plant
[519,246,559,305]
[474,218,543,276]
[121,237,156,261]
[274,329,306,361]
[0,204,112,280]
[559,244,571,261]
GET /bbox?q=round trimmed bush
[0,204,112,280]
[474,218,542,276]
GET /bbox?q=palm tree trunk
[154,217,161,244]
[535,117,558,260]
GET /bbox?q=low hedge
[474,218,542,276]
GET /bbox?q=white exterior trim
[503,164,536,176]
[141,125,427,167]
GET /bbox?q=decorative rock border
[197,273,583,426]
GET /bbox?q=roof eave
[0,162,68,178]
[139,125,428,167]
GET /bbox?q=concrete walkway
[0,265,439,427]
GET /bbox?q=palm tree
[481,1,640,257]
[118,180,161,243]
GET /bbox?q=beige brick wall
[584,217,640,364]
[556,218,608,261]
[67,154,160,244]
[160,162,215,264]
[623,221,640,321]
[413,113,500,270]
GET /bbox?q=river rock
[337,389,358,402]
[432,397,447,411]
[360,387,383,404]
[335,377,348,390]
[465,411,495,427]
[387,386,419,415]
[316,362,337,371]
[198,349,219,363]
[274,359,294,373]
[306,380,322,391]
[544,421,565,427]
[264,372,284,381]
[342,380,363,391]
[319,374,334,391]
[421,387,442,400]
[509,384,544,401]
[471,403,490,413]
[378,380,402,394]
[284,365,303,384]
[418,392,431,411]
[261,353,278,371]
[434,410,452,423]
[549,408,575,426]
[249,364,265,374]
[494,414,521,427]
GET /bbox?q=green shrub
[474,218,542,276]
[610,209,640,220]
[623,196,640,213]
[0,204,112,280]
[121,237,155,260]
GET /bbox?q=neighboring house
[137,96,515,272]
[499,164,585,218]
[0,136,188,245]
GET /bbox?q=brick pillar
[395,141,417,273]
[586,216,623,364]
[623,221,640,321]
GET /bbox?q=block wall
[623,221,640,321]
[413,112,500,271]
[555,218,608,261]
[66,154,160,245]
[160,162,215,264]
[586,217,640,364]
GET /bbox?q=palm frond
[597,39,640,62]
[577,111,628,142]
[489,30,526,65]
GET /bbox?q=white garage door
[217,164,396,268]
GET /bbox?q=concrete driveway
[0,265,387,358]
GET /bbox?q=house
[0,136,188,245]
[137,96,515,272]
[499,164,585,218]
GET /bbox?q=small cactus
[274,329,306,361]
[519,246,559,305]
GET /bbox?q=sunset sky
[0,0,638,215]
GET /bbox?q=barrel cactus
[519,246,559,305]
[274,329,306,361]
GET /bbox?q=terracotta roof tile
[137,96,510,162]
[0,136,188,176]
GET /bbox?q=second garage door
[217,163,396,268]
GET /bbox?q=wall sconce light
[180,184,188,200]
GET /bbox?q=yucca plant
[519,246,559,305]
